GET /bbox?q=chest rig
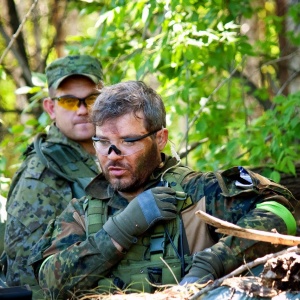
[84,165,194,293]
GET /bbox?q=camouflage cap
[46,55,103,89]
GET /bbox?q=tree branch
[195,210,300,246]
[0,0,39,86]
[179,138,209,159]
[189,245,299,300]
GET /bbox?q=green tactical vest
[84,165,194,293]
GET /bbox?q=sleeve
[181,167,297,283]
[29,198,125,300]
[4,155,72,289]
[181,208,288,285]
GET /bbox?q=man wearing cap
[3,54,103,298]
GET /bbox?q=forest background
[0,0,300,221]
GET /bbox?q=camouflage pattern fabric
[46,55,103,89]
[29,156,297,299]
[4,123,99,298]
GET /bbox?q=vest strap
[34,133,97,198]
[85,198,108,236]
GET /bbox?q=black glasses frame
[92,128,161,144]
[92,128,162,156]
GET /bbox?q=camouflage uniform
[29,155,297,300]
[4,124,99,297]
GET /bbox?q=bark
[4,0,32,86]
[275,0,289,96]
[261,251,300,291]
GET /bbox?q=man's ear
[157,128,168,151]
[43,98,56,120]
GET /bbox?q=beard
[103,142,161,193]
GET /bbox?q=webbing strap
[34,134,72,182]
[34,133,97,198]
[85,199,107,236]
[148,167,193,274]
[163,167,193,212]
[256,201,297,235]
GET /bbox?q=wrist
[103,217,137,250]
[111,238,124,252]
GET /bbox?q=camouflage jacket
[29,156,297,299]
[4,123,99,298]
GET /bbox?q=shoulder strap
[163,166,194,211]
[34,133,73,182]
[34,133,97,198]
[84,197,108,237]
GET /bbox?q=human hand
[180,250,222,286]
[103,187,177,249]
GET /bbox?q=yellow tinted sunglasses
[52,93,100,111]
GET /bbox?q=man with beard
[29,81,298,300]
[3,55,103,298]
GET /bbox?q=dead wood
[261,252,300,291]
[189,246,299,300]
[195,210,300,246]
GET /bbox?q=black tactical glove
[103,187,177,250]
[180,250,223,285]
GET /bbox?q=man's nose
[76,100,88,114]
[77,99,88,108]
[108,145,122,155]
[106,145,123,160]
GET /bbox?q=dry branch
[0,0,39,65]
[195,210,300,246]
[189,245,299,300]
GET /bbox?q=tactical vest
[84,165,299,293]
[84,166,194,293]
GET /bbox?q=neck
[78,140,96,155]
[118,187,144,202]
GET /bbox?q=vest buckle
[149,234,165,255]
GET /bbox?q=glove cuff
[186,250,223,280]
[103,217,137,250]
[210,242,239,274]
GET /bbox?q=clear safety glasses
[92,128,161,157]
[52,93,100,111]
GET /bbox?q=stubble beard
[106,142,161,193]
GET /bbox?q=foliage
[1,0,300,195]
[215,91,300,179]
[67,0,300,179]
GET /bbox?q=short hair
[90,81,166,132]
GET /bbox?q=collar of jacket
[85,154,180,201]
[45,123,96,161]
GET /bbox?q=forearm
[206,209,288,276]
[38,229,124,299]
[182,208,288,285]
[224,208,288,264]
